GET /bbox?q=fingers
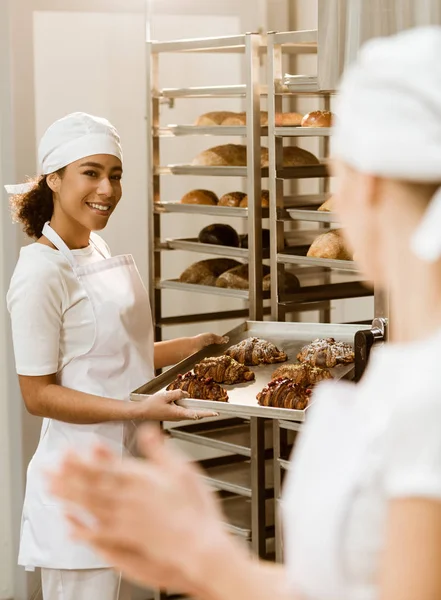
[167,405,219,421]
[163,389,189,403]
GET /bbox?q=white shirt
[7,236,110,376]
[283,330,441,600]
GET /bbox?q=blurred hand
[134,389,218,421]
[49,426,231,592]
[192,333,229,353]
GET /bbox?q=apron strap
[42,222,77,269]
[89,232,111,259]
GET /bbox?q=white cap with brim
[5,112,123,195]
[332,26,441,262]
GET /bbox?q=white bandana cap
[332,26,441,262]
[5,112,123,195]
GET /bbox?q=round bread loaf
[239,189,270,208]
[198,224,240,247]
[221,112,246,126]
[180,258,241,286]
[307,229,352,261]
[275,112,303,126]
[317,196,334,212]
[180,190,219,205]
[192,144,248,167]
[301,110,334,128]
[195,111,237,126]
[260,146,320,168]
[218,191,247,207]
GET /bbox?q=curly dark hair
[9,168,66,239]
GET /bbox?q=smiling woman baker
[5,112,223,600]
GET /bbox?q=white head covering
[332,26,441,262]
[5,112,123,195]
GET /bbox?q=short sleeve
[384,393,441,500]
[7,255,65,376]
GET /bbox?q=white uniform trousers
[41,568,132,600]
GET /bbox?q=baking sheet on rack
[131,321,368,422]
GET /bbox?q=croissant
[194,355,255,385]
[271,363,332,386]
[257,378,311,410]
[225,337,287,366]
[297,338,354,368]
[166,372,228,402]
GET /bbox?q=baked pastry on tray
[297,338,354,368]
[271,363,333,386]
[257,378,311,410]
[225,337,287,366]
[166,372,228,402]
[194,355,255,385]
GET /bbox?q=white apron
[19,223,154,570]
[282,380,374,600]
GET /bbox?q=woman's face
[332,159,383,285]
[50,154,123,232]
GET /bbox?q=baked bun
[239,189,270,208]
[216,264,300,292]
[260,146,320,168]
[301,110,334,128]
[307,230,352,261]
[195,111,237,126]
[317,196,334,212]
[180,190,218,205]
[218,192,247,207]
[198,224,240,247]
[180,258,241,286]
[275,112,303,127]
[221,112,247,126]
[192,144,248,167]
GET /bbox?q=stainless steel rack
[267,30,374,323]
[146,32,266,343]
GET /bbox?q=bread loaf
[218,192,246,207]
[221,112,247,126]
[195,111,237,126]
[301,111,334,128]
[260,146,320,168]
[180,190,218,205]
[198,224,240,247]
[193,145,319,168]
[239,229,271,250]
[216,264,300,292]
[239,189,270,208]
[307,230,352,260]
[275,112,303,127]
[192,144,248,167]
[180,258,241,286]
[317,196,334,212]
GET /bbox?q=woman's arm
[154,333,228,370]
[19,375,218,424]
[380,498,441,600]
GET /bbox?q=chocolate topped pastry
[194,355,255,385]
[257,378,311,410]
[296,338,354,368]
[166,372,228,402]
[225,337,287,366]
[271,363,332,386]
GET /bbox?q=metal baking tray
[277,251,359,272]
[155,164,328,179]
[157,279,258,300]
[164,238,270,260]
[201,457,274,497]
[274,127,331,137]
[155,125,331,138]
[154,203,270,219]
[285,207,339,224]
[131,321,368,422]
[221,496,274,539]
